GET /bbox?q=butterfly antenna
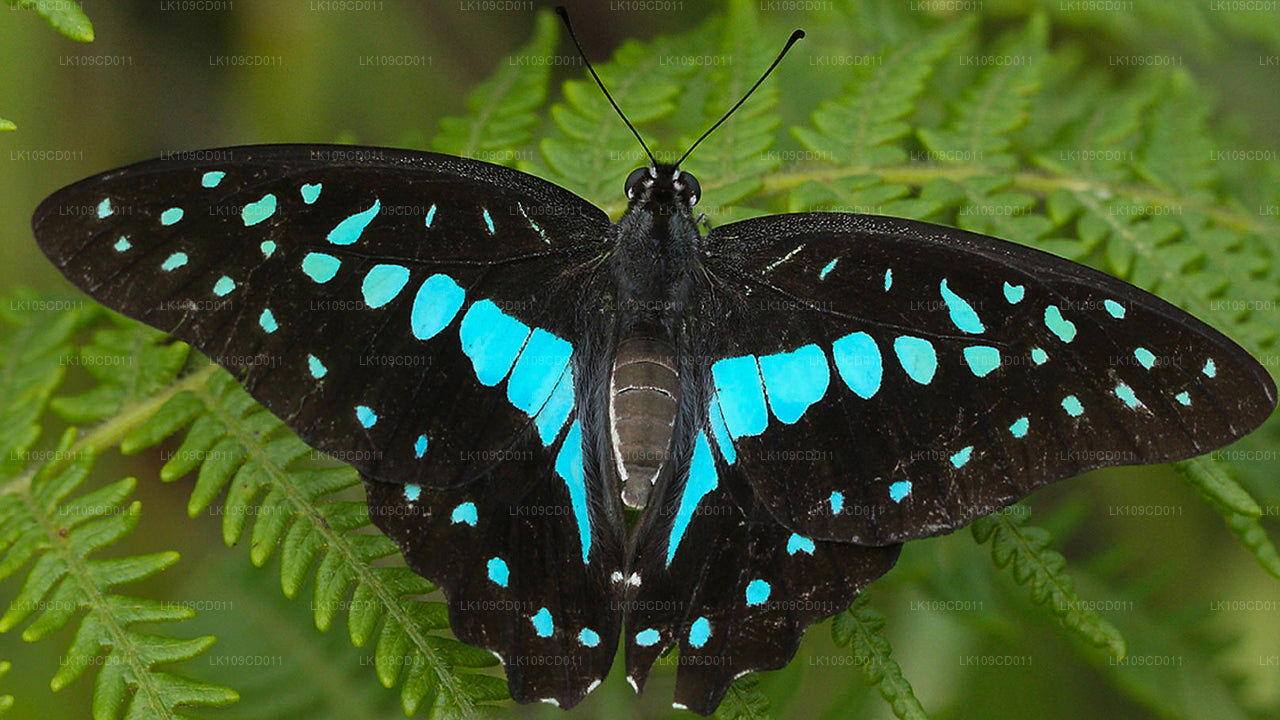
[555,6,658,168]
[676,29,804,167]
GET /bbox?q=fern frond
[536,24,706,209]
[120,370,507,717]
[675,0,781,220]
[431,9,559,164]
[714,673,771,720]
[0,307,237,720]
[1177,457,1280,579]
[831,596,928,720]
[970,511,1127,657]
[0,661,11,716]
[4,0,94,42]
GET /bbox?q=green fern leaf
[1177,458,1280,579]
[714,673,771,720]
[0,661,11,716]
[431,9,559,163]
[793,19,970,172]
[4,0,94,42]
[831,596,929,720]
[970,510,1127,657]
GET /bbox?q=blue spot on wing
[745,579,771,606]
[758,344,830,424]
[414,434,428,458]
[507,329,572,415]
[459,299,531,386]
[424,204,437,227]
[711,355,768,439]
[1003,282,1025,303]
[361,264,410,308]
[161,252,188,271]
[707,394,737,464]
[1062,395,1084,417]
[98,198,113,218]
[1044,305,1077,342]
[578,628,600,647]
[258,308,278,333]
[555,421,591,563]
[355,405,377,428]
[1114,383,1141,408]
[531,608,554,637]
[201,171,225,188]
[403,484,421,502]
[950,446,973,468]
[410,274,465,341]
[482,207,495,234]
[488,557,509,587]
[307,354,327,379]
[113,236,131,252]
[635,628,660,647]
[160,207,183,225]
[1104,299,1126,318]
[667,433,718,565]
[829,491,844,514]
[451,502,477,526]
[832,332,881,399]
[1134,347,1156,369]
[302,252,341,284]
[940,279,984,333]
[327,199,380,245]
[533,366,575,445]
[786,534,815,555]
[688,617,711,648]
[894,336,937,384]
[241,193,277,226]
[213,276,235,297]
[889,481,912,502]
[1009,417,1029,437]
[963,346,1001,377]
[819,258,838,279]
[1203,359,1216,377]
[300,183,322,204]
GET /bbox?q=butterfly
[30,9,1277,715]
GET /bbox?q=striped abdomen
[610,333,679,508]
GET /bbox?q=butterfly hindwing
[698,213,1276,545]
[621,424,901,712]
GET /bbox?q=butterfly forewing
[697,213,1277,545]
[33,145,611,487]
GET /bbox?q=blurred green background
[2,1,1279,719]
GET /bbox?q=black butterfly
[30,11,1276,716]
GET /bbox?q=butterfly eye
[678,171,701,206]
[625,167,650,199]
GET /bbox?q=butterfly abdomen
[610,330,679,508]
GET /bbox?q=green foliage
[832,597,929,720]
[971,509,1127,657]
[4,0,93,42]
[3,3,1278,719]
[0,301,236,720]
[2,0,93,129]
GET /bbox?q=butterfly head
[625,164,701,210]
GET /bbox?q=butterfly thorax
[608,165,701,509]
